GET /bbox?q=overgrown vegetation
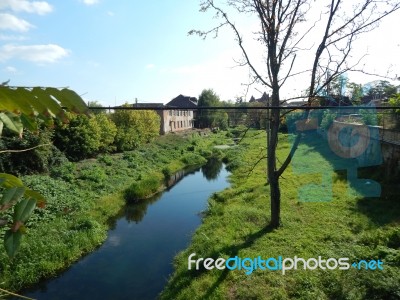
[0,130,231,292]
[161,130,400,299]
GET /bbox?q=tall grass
[161,130,400,300]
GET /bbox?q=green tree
[198,89,220,128]
[389,93,400,113]
[197,89,228,129]
[347,82,364,104]
[88,100,107,115]
[329,74,348,96]
[112,104,160,151]
[367,80,397,98]
[53,113,101,161]
[95,113,117,153]
[195,0,400,228]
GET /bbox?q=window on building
[169,110,172,116]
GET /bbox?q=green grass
[0,130,233,292]
[124,175,162,201]
[160,130,400,300]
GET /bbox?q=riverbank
[0,130,232,293]
[160,130,400,299]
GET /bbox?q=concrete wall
[329,121,400,176]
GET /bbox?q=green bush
[98,154,113,166]
[95,113,117,153]
[0,127,63,175]
[124,176,161,201]
[53,113,101,161]
[50,161,76,182]
[360,109,378,126]
[162,167,172,180]
[111,105,160,151]
[78,165,107,183]
[181,153,207,165]
[320,110,337,131]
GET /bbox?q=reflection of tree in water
[122,160,223,224]
[124,194,161,224]
[201,158,223,180]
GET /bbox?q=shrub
[111,106,160,151]
[181,153,207,165]
[0,126,61,175]
[162,167,172,180]
[360,109,378,126]
[50,161,76,182]
[78,165,107,183]
[124,176,161,201]
[320,110,337,131]
[98,154,113,166]
[95,113,117,153]
[53,113,101,161]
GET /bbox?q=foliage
[197,89,228,129]
[320,110,337,131]
[360,109,378,126]
[0,173,45,258]
[94,113,117,153]
[366,80,397,99]
[78,165,107,184]
[347,82,364,104]
[124,176,161,202]
[246,102,268,129]
[193,0,400,229]
[180,153,207,166]
[87,100,107,115]
[0,127,65,175]
[53,113,101,161]
[111,105,160,151]
[161,131,400,299]
[0,86,88,136]
[389,93,400,114]
[50,161,76,182]
[0,86,87,258]
[329,74,348,96]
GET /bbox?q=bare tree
[192,0,400,228]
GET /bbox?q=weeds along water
[0,131,234,293]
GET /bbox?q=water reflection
[20,159,229,300]
[201,158,223,180]
[122,159,223,224]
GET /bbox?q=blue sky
[0,0,399,106]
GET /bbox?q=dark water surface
[22,161,230,300]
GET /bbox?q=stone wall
[329,121,400,176]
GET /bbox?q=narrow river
[21,159,230,300]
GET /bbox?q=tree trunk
[268,87,281,228]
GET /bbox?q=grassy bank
[0,130,232,292]
[161,130,400,299]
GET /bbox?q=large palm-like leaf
[0,86,88,136]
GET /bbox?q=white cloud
[107,11,114,17]
[0,33,27,41]
[4,66,17,73]
[0,13,33,32]
[145,64,155,69]
[82,0,99,6]
[0,44,69,63]
[0,0,52,15]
